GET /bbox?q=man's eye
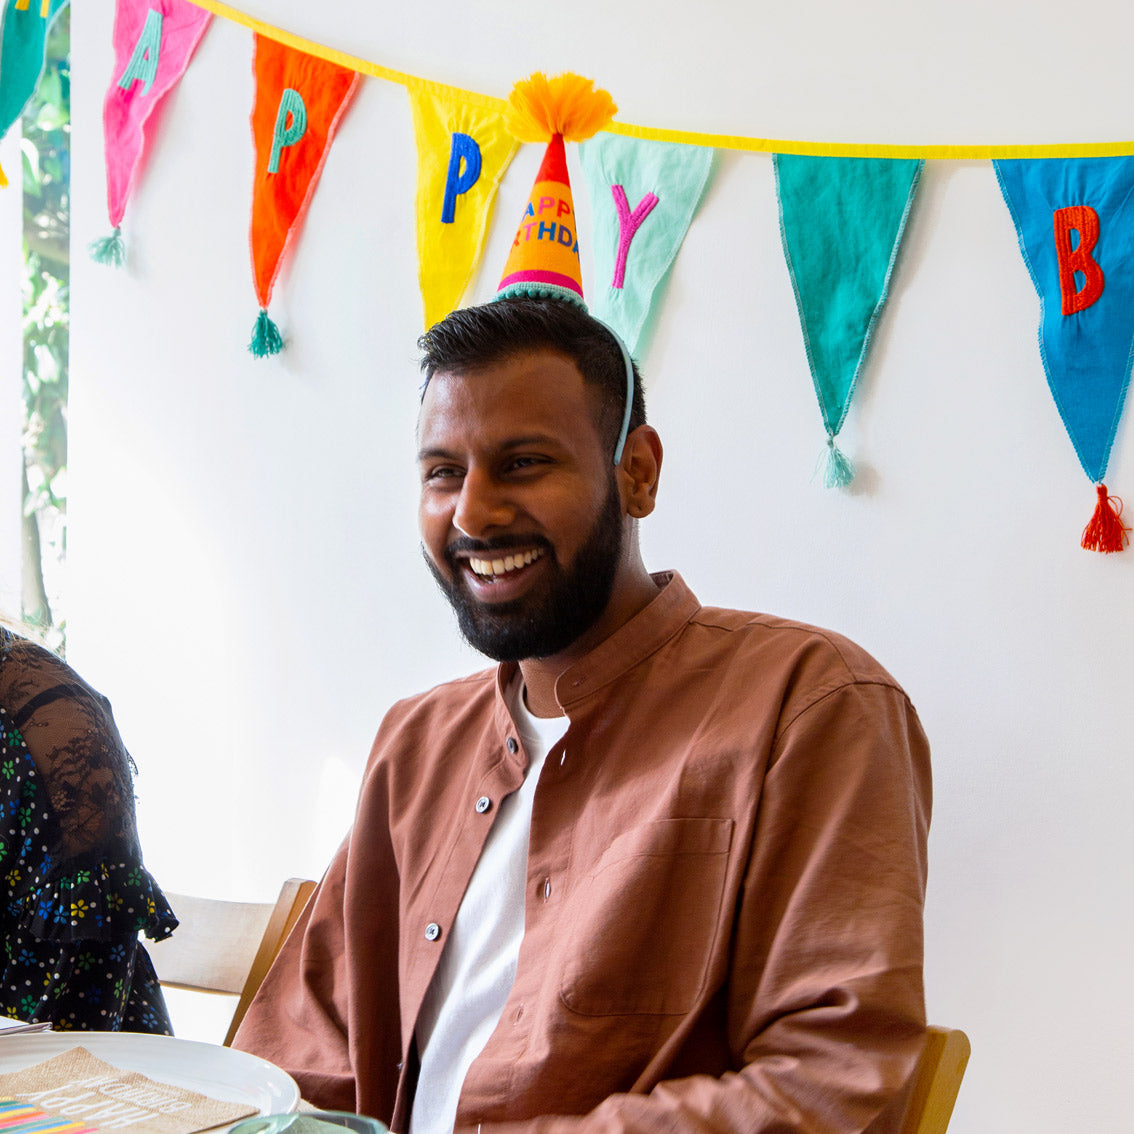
[424,466,462,482]
[506,456,547,472]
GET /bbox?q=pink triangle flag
[90,0,212,265]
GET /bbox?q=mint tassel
[821,435,856,489]
[249,308,283,358]
[88,227,125,267]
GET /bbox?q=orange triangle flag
[248,34,359,356]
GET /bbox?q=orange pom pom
[1081,483,1130,553]
[504,72,616,143]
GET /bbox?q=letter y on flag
[995,156,1134,550]
[580,133,714,356]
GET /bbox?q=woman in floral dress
[0,625,176,1032]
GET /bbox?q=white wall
[58,1,1134,1130]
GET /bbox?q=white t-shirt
[409,680,568,1134]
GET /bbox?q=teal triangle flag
[774,154,923,485]
[0,0,69,180]
[581,133,714,356]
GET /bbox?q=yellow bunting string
[184,0,1134,160]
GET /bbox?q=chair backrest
[148,877,316,1046]
[898,1025,971,1134]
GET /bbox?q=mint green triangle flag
[774,154,922,486]
[0,0,69,185]
[581,133,714,355]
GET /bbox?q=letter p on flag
[1054,205,1105,315]
[441,132,482,223]
[268,88,307,174]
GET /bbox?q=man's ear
[618,425,663,519]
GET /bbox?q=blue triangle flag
[994,156,1134,487]
[995,156,1134,550]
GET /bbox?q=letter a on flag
[995,156,1134,550]
[774,155,923,487]
[0,0,69,186]
[91,0,212,264]
[580,133,714,356]
[409,87,519,329]
[247,34,359,356]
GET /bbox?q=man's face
[417,350,627,662]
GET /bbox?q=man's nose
[453,469,515,539]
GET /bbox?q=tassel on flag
[410,88,519,329]
[91,0,212,266]
[247,34,359,357]
[1081,484,1130,553]
[774,154,923,487]
[0,0,69,186]
[580,133,714,356]
[995,156,1134,551]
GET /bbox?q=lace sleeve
[0,630,142,863]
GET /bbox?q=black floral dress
[0,628,177,1032]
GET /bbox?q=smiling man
[235,297,932,1134]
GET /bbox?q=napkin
[0,1047,259,1132]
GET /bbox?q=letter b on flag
[1054,205,1105,315]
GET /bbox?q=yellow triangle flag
[410,86,519,329]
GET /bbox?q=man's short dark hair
[418,298,647,453]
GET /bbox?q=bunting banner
[247,33,359,356]
[4,0,1134,549]
[91,0,213,266]
[774,154,923,487]
[995,156,1134,551]
[0,0,69,187]
[410,87,519,330]
[580,133,714,356]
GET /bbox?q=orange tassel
[1080,483,1130,553]
[503,72,616,143]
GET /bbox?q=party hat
[497,73,616,306]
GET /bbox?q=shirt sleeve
[231,845,360,1114]
[458,679,932,1134]
[233,748,407,1125]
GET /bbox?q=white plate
[0,1031,299,1129]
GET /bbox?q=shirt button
[506,737,518,754]
[424,922,441,942]
[475,795,492,814]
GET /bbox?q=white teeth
[469,548,543,578]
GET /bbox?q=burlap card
[0,1046,259,1132]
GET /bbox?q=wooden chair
[899,1025,971,1134]
[147,877,316,1046]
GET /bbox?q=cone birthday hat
[497,73,616,306]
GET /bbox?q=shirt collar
[490,572,701,723]
[560,571,702,709]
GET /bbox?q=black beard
[424,475,624,662]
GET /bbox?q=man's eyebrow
[417,445,457,462]
[417,434,563,462]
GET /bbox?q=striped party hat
[497,73,616,306]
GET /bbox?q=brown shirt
[235,573,932,1132]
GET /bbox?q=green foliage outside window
[20,8,69,652]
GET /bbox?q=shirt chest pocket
[557,817,734,1017]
